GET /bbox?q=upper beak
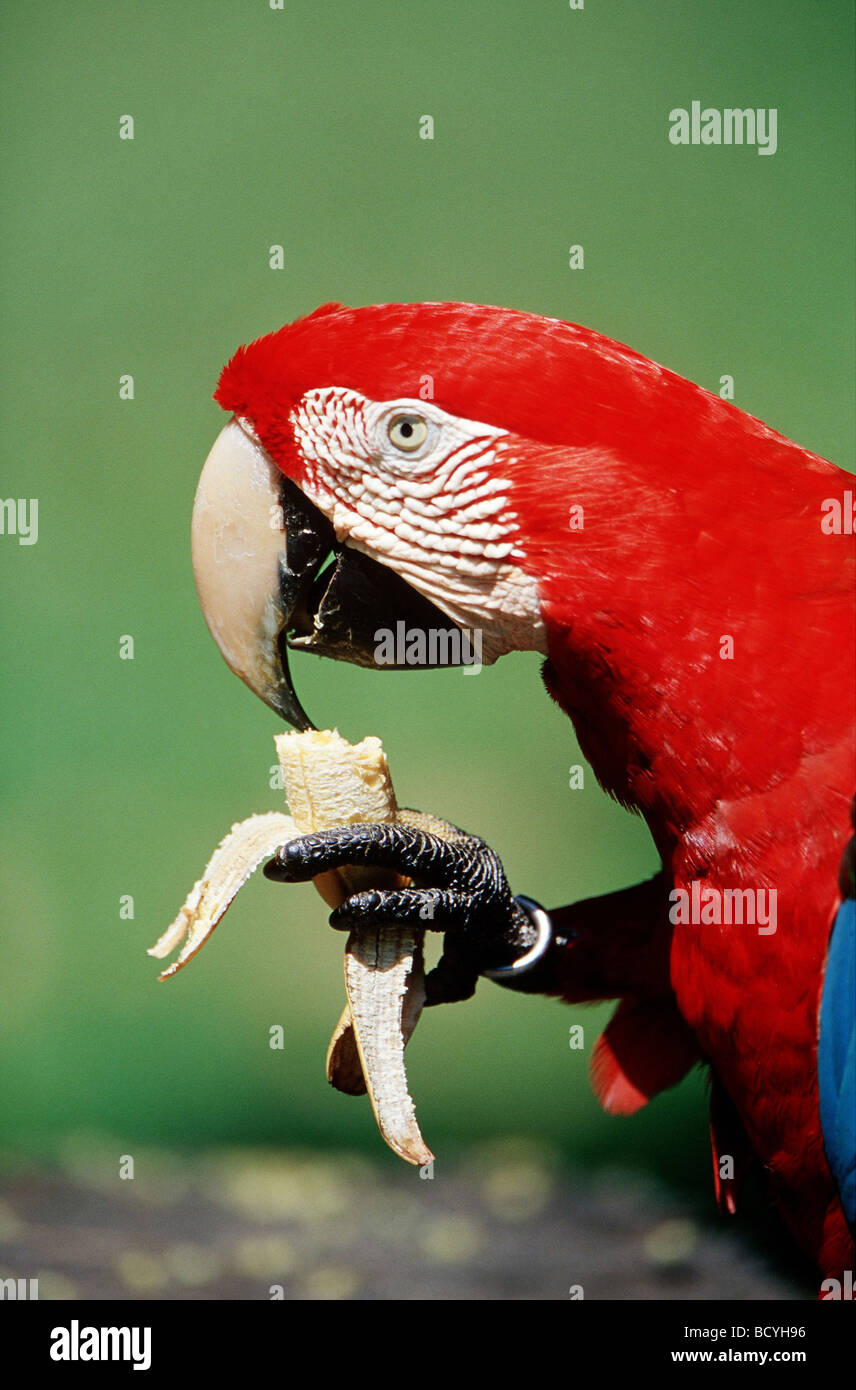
[191,419,323,729]
[192,418,471,728]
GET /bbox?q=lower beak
[192,419,468,727]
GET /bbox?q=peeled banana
[148,730,433,1167]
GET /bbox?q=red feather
[590,999,699,1115]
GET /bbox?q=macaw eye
[387,413,428,453]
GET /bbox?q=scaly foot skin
[263,809,544,1004]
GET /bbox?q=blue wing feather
[818,897,856,1230]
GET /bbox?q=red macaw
[190,301,855,1294]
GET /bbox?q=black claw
[424,953,480,1005]
[329,887,473,932]
[264,822,490,889]
[262,812,535,1001]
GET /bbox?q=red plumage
[217,301,855,1283]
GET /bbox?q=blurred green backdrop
[0,0,853,1208]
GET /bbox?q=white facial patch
[288,388,547,662]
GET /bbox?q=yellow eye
[387,413,428,452]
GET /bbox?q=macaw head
[193,300,572,727]
[191,299,793,730]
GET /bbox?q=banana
[275,730,433,1167]
[149,730,433,1168]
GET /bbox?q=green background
[0,0,852,1217]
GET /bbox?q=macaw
[190,300,855,1294]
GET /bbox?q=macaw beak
[191,418,321,729]
[192,419,456,728]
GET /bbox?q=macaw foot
[263,809,552,1004]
